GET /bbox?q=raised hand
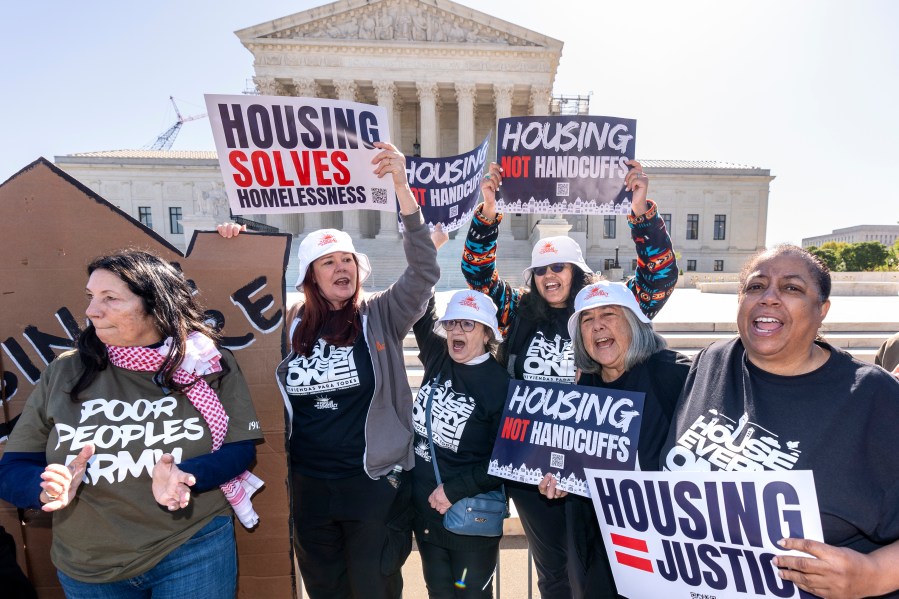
[40,443,95,512]
[624,160,649,217]
[479,162,503,220]
[152,453,197,511]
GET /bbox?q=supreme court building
[55,0,773,282]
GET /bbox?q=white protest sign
[205,94,395,215]
[585,469,824,599]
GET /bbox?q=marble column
[493,83,514,120]
[455,82,476,154]
[293,77,319,98]
[416,82,439,158]
[373,80,398,145]
[374,80,399,239]
[529,85,552,116]
[253,76,281,96]
[333,79,358,102]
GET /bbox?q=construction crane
[147,96,207,151]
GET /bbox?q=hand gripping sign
[585,469,824,599]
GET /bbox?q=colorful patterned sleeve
[461,204,521,338]
[626,199,679,319]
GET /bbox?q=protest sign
[585,469,824,599]
[205,94,395,216]
[488,380,645,496]
[0,159,295,597]
[495,115,637,215]
[401,134,490,232]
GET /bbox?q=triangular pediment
[236,0,562,49]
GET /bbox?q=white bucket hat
[522,236,593,284]
[438,290,502,339]
[566,281,650,339]
[294,229,372,291]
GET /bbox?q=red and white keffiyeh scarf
[106,332,263,529]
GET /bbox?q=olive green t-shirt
[7,349,262,582]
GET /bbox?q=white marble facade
[55,0,773,275]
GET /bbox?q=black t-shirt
[578,349,690,471]
[662,338,899,564]
[282,334,375,478]
[411,299,509,549]
[508,306,575,383]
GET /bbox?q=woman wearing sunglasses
[410,281,509,598]
[460,160,677,598]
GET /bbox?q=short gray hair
[574,307,667,375]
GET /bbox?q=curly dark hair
[70,250,219,402]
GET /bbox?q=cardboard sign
[488,380,645,496]
[495,115,637,215]
[585,469,824,599]
[0,159,294,597]
[402,134,491,233]
[205,94,396,215]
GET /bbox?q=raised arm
[461,163,521,338]
[623,161,678,319]
[370,143,441,338]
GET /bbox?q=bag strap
[425,375,442,486]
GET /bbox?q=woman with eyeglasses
[410,262,510,597]
[460,160,677,598]
[218,143,439,599]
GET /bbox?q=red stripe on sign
[615,551,654,573]
[610,533,649,553]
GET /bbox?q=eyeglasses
[441,319,476,332]
[533,263,567,276]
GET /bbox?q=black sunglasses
[533,263,567,276]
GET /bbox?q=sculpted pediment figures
[258,0,540,47]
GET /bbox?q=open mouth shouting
[752,316,784,335]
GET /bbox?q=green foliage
[808,247,840,271]
[840,242,890,271]
[808,240,894,271]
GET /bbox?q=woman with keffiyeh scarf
[0,250,263,598]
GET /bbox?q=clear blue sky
[3,0,897,245]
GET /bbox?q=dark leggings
[417,537,500,598]
[508,484,585,599]
[291,470,413,599]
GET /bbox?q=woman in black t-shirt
[461,161,677,598]
[537,280,691,597]
[411,288,510,598]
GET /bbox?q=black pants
[0,526,36,599]
[291,470,413,599]
[508,484,585,599]
[567,496,619,599]
[417,537,500,599]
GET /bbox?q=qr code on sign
[550,452,565,469]
[371,187,388,205]
[556,182,570,196]
[449,205,458,218]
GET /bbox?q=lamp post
[614,246,620,269]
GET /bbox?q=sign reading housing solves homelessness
[495,115,637,215]
[206,94,396,215]
[488,380,645,496]
[585,469,824,599]
[401,134,490,232]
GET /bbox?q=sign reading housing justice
[495,115,637,215]
[206,94,396,216]
[585,469,824,599]
[488,380,645,497]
